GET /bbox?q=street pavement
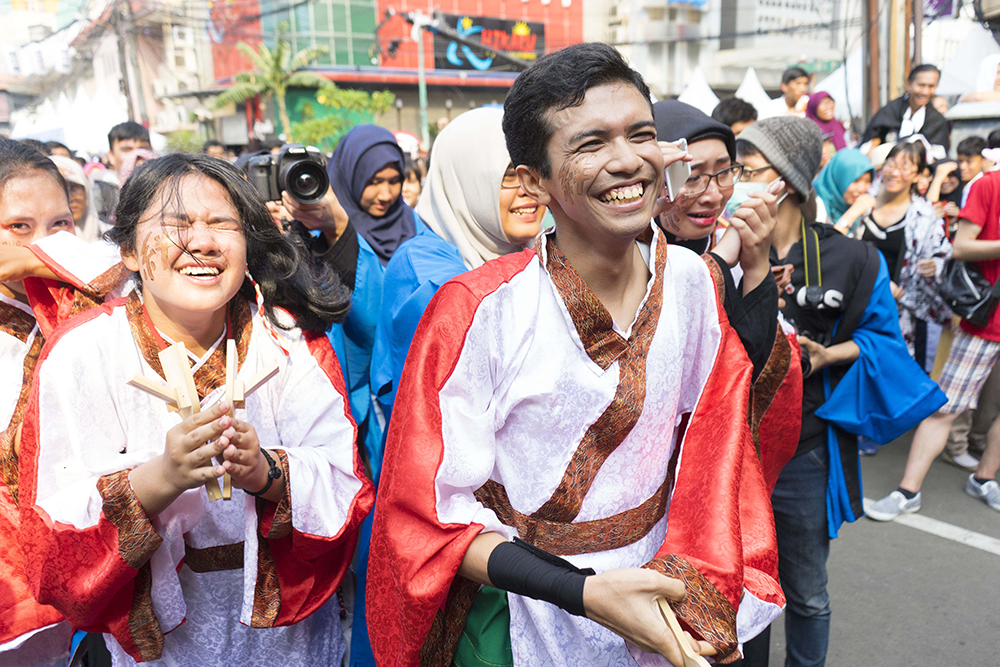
[764,430,1000,666]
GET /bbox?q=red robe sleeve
[645,270,785,662]
[366,252,534,667]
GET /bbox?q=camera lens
[296,171,317,193]
[281,160,329,204]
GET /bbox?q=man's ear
[516,165,551,206]
[784,181,800,199]
[121,244,140,272]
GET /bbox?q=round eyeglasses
[681,165,745,197]
[501,170,522,189]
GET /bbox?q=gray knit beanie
[737,117,823,198]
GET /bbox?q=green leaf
[211,81,268,109]
[286,71,329,90]
[289,45,330,72]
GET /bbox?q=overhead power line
[609,15,867,45]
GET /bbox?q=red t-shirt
[958,171,1000,341]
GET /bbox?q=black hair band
[486,538,596,617]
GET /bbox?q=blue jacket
[816,254,946,538]
[327,234,386,480]
[371,219,467,424]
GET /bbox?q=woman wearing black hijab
[327,125,418,265]
[653,100,781,382]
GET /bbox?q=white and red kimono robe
[17,292,374,666]
[0,232,126,664]
[367,228,785,667]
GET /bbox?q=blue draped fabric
[327,234,386,481]
[324,233,384,667]
[370,219,467,423]
[341,216,459,667]
[816,255,947,537]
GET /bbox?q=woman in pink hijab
[806,92,847,151]
[117,148,158,188]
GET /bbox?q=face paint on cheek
[138,231,162,281]
[559,154,596,199]
[576,154,596,196]
[659,207,683,232]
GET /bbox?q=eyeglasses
[682,165,744,197]
[501,170,522,190]
[740,164,776,181]
[881,160,918,177]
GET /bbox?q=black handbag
[938,259,1000,327]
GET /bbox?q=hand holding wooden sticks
[656,598,712,667]
[127,340,278,502]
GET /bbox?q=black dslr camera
[247,143,329,204]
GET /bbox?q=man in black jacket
[861,64,951,156]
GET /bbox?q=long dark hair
[0,138,69,201]
[108,153,351,332]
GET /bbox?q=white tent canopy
[12,83,130,156]
[734,67,773,114]
[937,23,1000,97]
[677,67,720,116]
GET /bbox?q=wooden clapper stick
[128,340,278,501]
[657,598,711,667]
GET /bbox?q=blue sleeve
[370,236,467,423]
[816,254,947,444]
[327,237,386,479]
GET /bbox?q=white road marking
[863,498,1000,557]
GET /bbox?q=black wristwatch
[246,449,282,497]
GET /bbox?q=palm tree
[212,23,329,142]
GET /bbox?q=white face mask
[722,179,789,221]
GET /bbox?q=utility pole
[904,0,913,76]
[865,0,881,119]
[409,12,430,148]
[114,0,147,124]
[114,0,135,121]
[121,0,148,124]
[888,0,904,99]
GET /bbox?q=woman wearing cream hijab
[416,107,543,269]
[370,107,546,419]
[49,154,107,242]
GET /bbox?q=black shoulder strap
[801,218,822,290]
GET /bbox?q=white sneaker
[964,475,1000,512]
[865,490,922,521]
[941,452,980,471]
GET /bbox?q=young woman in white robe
[17,154,375,666]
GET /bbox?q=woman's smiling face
[122,173,247,322]
[661,138,733,240]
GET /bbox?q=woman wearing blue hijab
[813,148,875,230]
[326,125,422,667]
[328,125,418,265]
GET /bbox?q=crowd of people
[0,42,998,667]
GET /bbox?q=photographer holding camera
[735,118,945,667]
[243,129,418,667]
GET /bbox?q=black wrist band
[246,449,282,497]
[486,538,595,617]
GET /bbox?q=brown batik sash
[530,232,667,524]
[124,292,253,401]
[0,302,41,504]
[184,543,245,573]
